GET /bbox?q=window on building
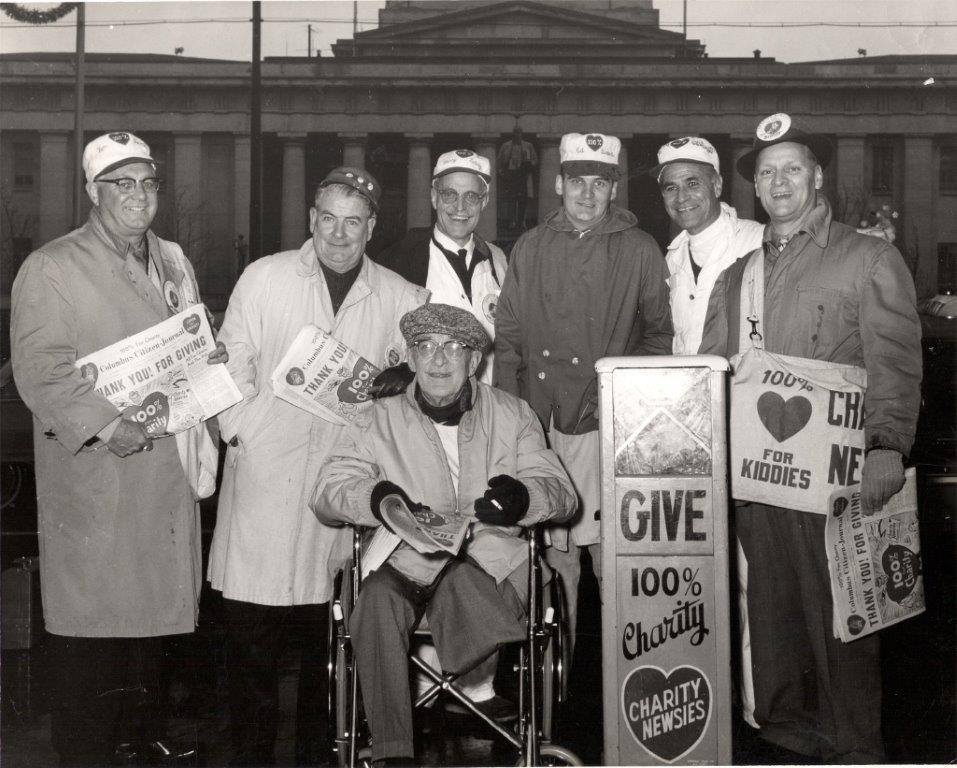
[871,145,894,194]
[941,146,957,194]
[13,141,36,188]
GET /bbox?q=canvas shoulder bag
[729,250,866,514]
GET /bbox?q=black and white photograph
[1,1,954,766]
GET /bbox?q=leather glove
[370,480,428,533]
[860,448,905,514]
[473,474,529,526]
[368,363,414,399]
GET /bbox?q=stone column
[474,135,498,242]
[233,134,251,275]
[903,135,936,297]
[173,133,203,210]
[38,131,71,244]
[341,133,367,169]
[537,135,562,223]
[406,135,433,229]
[616,138,630,211]
[172,133,204,276]
[280,133,308,250]
[835,135,866,222]
[730,136,755,221]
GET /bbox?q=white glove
[860,448,905,514]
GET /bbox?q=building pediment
[332,1,703,60]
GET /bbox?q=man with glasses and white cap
[373,149,507,389]
[494,131,673,650]
[209,166,427,765]
[10,131,226,766]
[373,149,513,719]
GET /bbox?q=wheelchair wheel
[540,572,570,743]
[331,567,361,768]
[514,743,584,767]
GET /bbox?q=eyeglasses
[435,188,486,208]
[96,177,162,194]
[412,339,472,359]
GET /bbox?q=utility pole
[307,24,313,58]
[249,1,262,264]
[72,2,85,228]
[353,0,358,55]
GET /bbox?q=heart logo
[585,134,604,151]
[757,113,791,141]
[669,137,690,148]
[455,149,473,158]
[335,358,379,404]
[109,132,130,144]
[80,362,99,386]
[285,367,305,386]
[183,313,201,335]
[621,665,711,763]
[123,391,170,437]
[756,391,812,442]
[882,544,922,603]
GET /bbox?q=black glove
[473,474,529,526]
[368,363,414,399]
[370,480,428,533]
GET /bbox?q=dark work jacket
[493,205,674,435]
[700,196,922,457]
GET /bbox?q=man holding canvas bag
[700,113,922,763]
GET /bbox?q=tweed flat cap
[318,166,382,211]
[400,303,491,353]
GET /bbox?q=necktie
[432,236,473,300]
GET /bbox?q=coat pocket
[794,287,852,356]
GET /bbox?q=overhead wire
[2,18,956,29]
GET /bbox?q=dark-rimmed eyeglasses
[435,188,485,208]
[412,339,471,359]
[96,177,162,194]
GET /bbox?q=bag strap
[738,249,765,352]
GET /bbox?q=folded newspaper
[270,325,380,426]
[361,496,472,579]
[826,468,924,642]
[76,306,242,436]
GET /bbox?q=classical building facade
[2,0,956,312]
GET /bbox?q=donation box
[597,356,732,766]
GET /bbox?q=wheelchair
[327,525,583,767]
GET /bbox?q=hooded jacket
[666,202,764,355]
[494,205,673,434]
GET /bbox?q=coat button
[538,372,546,380]
[689,294,695,300]
[542,349,550,357]
[571,357,580,365]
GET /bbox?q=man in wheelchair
[312,303,576,766]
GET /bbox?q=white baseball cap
[83,132,156,183]
[432,149,491,182]
[651,136,720,180]
[559,133,621,180]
